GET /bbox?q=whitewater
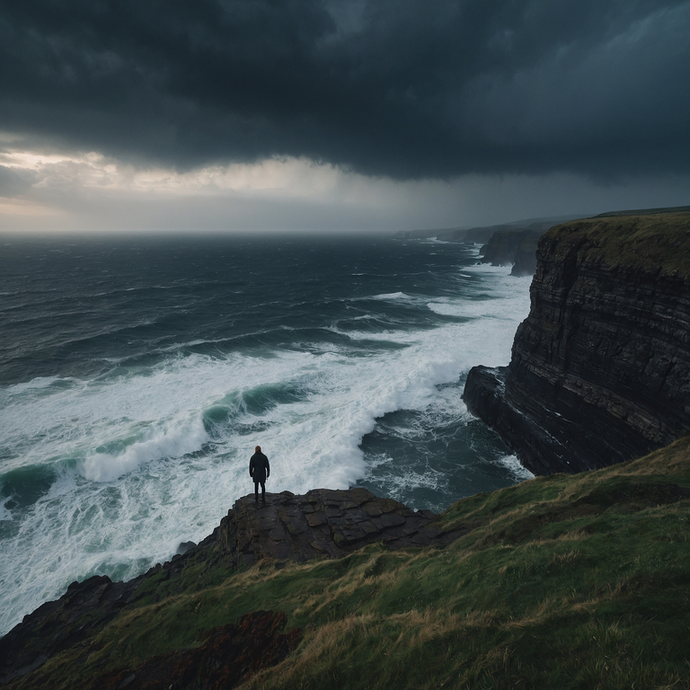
[0,234,533,635]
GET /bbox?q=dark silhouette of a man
[249,445,270,504]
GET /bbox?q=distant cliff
[395,216,573,255]
[479,225,550,276]
[464,211,690,475]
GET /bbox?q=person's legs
[254,481,259,503]
[260,481,266,504]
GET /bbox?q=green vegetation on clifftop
[7,437,690,690]
[547,212,690,278]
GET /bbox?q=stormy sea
[0,233,533,635]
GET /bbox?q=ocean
[0,233,533,636]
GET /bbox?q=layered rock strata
[464,212,690,474]
[0,488,466,686]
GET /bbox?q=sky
[1,0,689,234]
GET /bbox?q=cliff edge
[0,488,464,688]
[464,211,690,474]
[3,440,690,689]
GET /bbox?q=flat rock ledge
[215,487,464,568]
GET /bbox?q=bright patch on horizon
[0,147,366,200]
[1,140,690,235]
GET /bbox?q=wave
[0,463,58,513]
[494,454,535,481]
[0,248,533,637]
[4,376,83,396]
[370,292,412,301]
[79,415,210,482]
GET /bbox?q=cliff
[395,216,572,251]
[5,209,690,689]
[479,226,548,275]
[464,211,690,475]
[2,438,690,689]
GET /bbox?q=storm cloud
[2,0,688,181]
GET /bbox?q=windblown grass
[11,436,690,689]
[546,212,690,279]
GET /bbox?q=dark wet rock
[464,212,690,474]
[479,227,549,275]
[215,488,465,569]
[176,540,196,555]
[510,231,543,276]
[0,575,144,686]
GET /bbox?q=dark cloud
[1,0,688,179]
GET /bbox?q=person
[249,445,270,504]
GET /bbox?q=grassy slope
[18,436,690,690]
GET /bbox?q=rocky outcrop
[479,227,546,275]
[464,212,690,474]
[510,231,543,276]
[0,575,142,687]
[0,488,466,687]
[215,487,464,567]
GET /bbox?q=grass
[545,211,690,279]
[10,436,690,689]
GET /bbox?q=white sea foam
[371,291,411,301]
[6,376,79,396]
[0,262,532,636]
[80,416,210,482]
[495,454,535,481]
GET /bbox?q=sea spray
[1,235,533,635]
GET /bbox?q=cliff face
[479,229,540,275]
[479,224,552,275]
[510,231,542,276]
[464,212,690,474]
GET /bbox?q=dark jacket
[249,452,270,483]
